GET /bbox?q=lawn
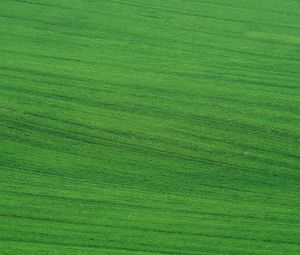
[0,0,300,254]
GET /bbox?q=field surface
[1,0,300,254]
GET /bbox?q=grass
[0,0,300,254]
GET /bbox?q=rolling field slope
[1,0,300,254]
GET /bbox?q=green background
[1,0,300,254]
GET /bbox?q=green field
[1,0,300,254]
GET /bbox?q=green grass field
[1,0,300,254]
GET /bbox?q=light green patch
[247,31,300,45]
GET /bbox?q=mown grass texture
[0,0,300,254]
